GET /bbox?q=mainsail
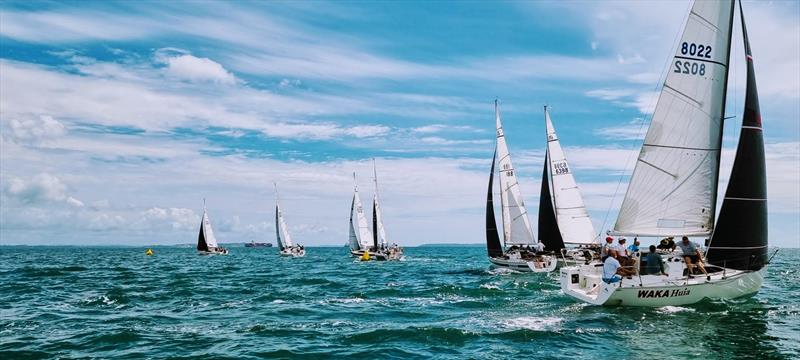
[545,107,596,244]
[372,159,388,248]
[274,184,294,251]
[538,150,565,252]
[350,174,373,250]
[708,1,768,271]
[494,100,535,245]
[197,202,219,251]
[614,0,735,236]
[485,148,504,258]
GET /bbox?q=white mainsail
[274,184,294,249]
[545,107,596,244]
[614,0,734,236]
[350,174,373,250]
[372,159,388,248]
[495,101,535,245]
[201,206,219,249]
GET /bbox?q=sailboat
[538,106,600,266]
[485,100,557,273]
[275,183,305,257]
[197,199,228,255]
[372,159,404,261]
[561,0,770,306]
[348,173,387,261]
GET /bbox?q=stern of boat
[560,265,613,305]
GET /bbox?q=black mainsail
[538,151,565,252]
[708,1,768,271]
[197,221,208,252]
[486,148,504,258]
[372,200,379,251]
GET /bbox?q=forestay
[495,101,535,245]
[545,107,596,245]
[614,0,734,236]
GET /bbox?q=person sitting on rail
[677,236,709,277]
[602,250,623,284]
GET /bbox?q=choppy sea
[1,246,798,359]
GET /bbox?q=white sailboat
[274,183,305,258]
[196,199,228,255]
[561,0,770,306]
[349,173,387,260]
[372,159,404,261]
[539,106,600,266]
[485,100,557,273]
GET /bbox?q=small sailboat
[372,159,404,261]
[485,100,557,273]
[275,183,305,257]
[197,200,228,255]
[349,173,387,260]
[539,106,600,266]
[561,0,771,306]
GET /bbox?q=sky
[0,0,798,248]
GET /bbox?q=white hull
[280,247,306,257]
[489,254,558,273]
[560,260,765,306]
[198,248,228,255]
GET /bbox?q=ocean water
[1,246,798,359]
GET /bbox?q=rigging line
[598,0,694,235]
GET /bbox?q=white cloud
[159,52,237,85]
[6,115,66,143]
[4,173,70,204]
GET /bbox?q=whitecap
[658,306,696,314]
[502,316,563,331]
[480,283,501,290]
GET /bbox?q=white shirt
[603,257,621,279]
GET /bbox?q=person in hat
[601,236,614,261]
[616,237,630,258]
[657,237,676,251]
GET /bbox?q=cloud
[6,115,66,143]
[4,173,70,204]
[155,49,237,84]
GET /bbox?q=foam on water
[0,246,797,359]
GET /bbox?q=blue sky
[1,0,798,247]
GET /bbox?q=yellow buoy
[361,250,370,261]
[145,248,154,256]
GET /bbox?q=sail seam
[741,126,762,130]
[724,197,766,201]
[642,143,719,151]
[709,246,768,249]
[663,84,703,106]
[690,10,720,32]
[674,55,726,67]
[638,158,677,178]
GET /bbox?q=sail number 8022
[674,61,705,76]
[681,42,711,58]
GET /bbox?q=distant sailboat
[349,173,386,260]
[197,199,228,255]
[372,159,403,260]
[562,0,771,306]
[485,100,556,272]
[538,106,599,265]
[275,183,305,257]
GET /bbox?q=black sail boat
[486,148,504,258]
[537,150,565,253]
[707,0,768,271]
[560,0,769,306]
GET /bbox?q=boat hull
[560,264,765,306]
[489,255,557,273]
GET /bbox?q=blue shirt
[603,257,621,279]
[677,241,699,256]
[628,244,639,253]
[645,253,664,274]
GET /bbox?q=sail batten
[495,101,535,246]
[614,0,735,237]
[545,107,596,245]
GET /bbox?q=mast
[707,1,768,271]
[613,0,736,237]
[486,148,504,258]
[538,149,565,252]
